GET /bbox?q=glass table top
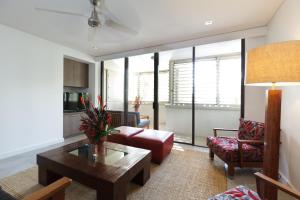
[69,144,128,165]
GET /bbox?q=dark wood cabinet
[64,58,89,88]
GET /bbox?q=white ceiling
[0,0,283,57]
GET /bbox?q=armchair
[0,177,71,200]
[207,118,265,177]
[209,172,300,200]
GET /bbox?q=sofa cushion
[115,126,144,136]
[208,185,261,200]
[107,126,144,145]
[135,112,141,125]
[238,118,265,140]
[129,129,174,164]
[138,119,150,128]
[207,136,263,162]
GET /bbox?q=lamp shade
[246,40,300,85]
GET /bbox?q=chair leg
[209,149,214,160]
[227,164,235,177]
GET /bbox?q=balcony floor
[174,134,207,146]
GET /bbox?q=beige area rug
[0,146,227,200]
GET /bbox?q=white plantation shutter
[219,57,241,105]
[172,62,193,104]
[138,71,169,102]
[171,55,241,106]
[138,73,154,102]
[128,72,138,101]
[195,59,217,104]
[159,71,169,102]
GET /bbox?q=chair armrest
[127,114,138,127]
[237,139,264,145]
[255,172,300,199]
[141,115,149,119]
[22,177,72,200]
[213,128,238,137]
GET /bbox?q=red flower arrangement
[79,95,113,144]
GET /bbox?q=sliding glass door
[194,40,242,146]
[100,39,244,146]
[103,58,125,126]
[128,53,154,128]
[159,47,193,144]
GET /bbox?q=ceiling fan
[35,0,138,37]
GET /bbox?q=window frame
[130,70,170,103]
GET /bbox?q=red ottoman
[128,129,174,164]
[107,126,144,145]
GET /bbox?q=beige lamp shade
[246,40,300,86]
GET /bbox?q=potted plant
[79,96,113,145]
[133,96,141,112]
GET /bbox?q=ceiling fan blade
[105,19,137,35]
[98,0,120,23]
[35,7,86,17]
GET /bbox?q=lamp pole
[263,88,281,200]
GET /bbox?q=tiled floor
[0,134,294,199]
[0,134,86,180]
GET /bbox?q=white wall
[88,62,100,105]
[0,24,97,159]
[165,107,240,137]
[266,0,300,189]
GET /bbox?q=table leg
[38,166,62,186]
[132,165,150,186]
[97,183,127,200]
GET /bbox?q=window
[129,71,169,102]
[171,55,241,106]
[138,72,154,102]
[195,59,217,104]
[172,62,193,104]
[219,57,241,105]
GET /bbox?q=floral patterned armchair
[207,118,265,177]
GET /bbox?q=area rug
[0,146,227,200]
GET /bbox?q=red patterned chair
[209,172,300,200]
[207,118,265,177]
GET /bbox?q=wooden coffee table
[37,139,151,200]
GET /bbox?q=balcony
[129,102,240,146]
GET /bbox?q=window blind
[195,59,217,104]
[138,72,154,102]
[218,57,241,105]
[171,55,241,106]
[172,62,193,104]
[133,71,169,102]
[159,71,169,102]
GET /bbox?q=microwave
[64,92,89,111]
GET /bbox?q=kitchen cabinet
[63,112,85,138]
[64,58,89,88]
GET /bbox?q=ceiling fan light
[88,7,100,27]
[88,17,100,27]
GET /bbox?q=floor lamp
[246,40,300,200]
